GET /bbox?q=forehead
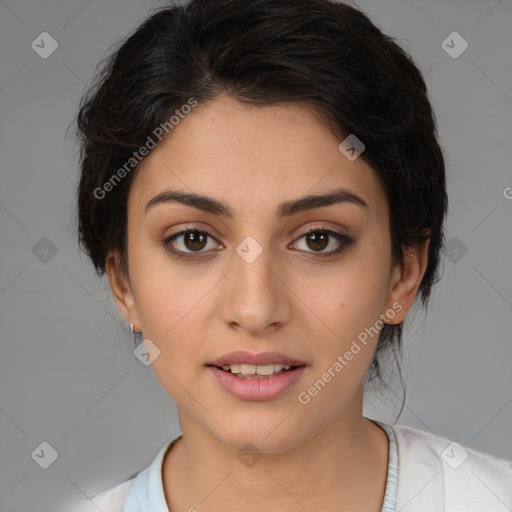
[130,96,388,220]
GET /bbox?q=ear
[105,251,141,330]
[383,239,430,325]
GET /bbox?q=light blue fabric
[374,421,398,512]
[123,421,398,511]
[122,436,180,512]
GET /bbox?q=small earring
[129,323,142,348]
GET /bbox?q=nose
[219,238,291,336]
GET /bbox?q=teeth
[240,364,256,375]
[253,364,274,376]
[219,363,294,376]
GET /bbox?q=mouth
[206,350,307,399]
[208,363,305,379]
[206,362,307,400]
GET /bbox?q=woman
[69,0,512,510]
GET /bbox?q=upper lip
[207,350,306,367]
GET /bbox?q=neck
[162,402,389,511]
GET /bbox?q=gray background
[0,0,511,511]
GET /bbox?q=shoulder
[392,423,512,511]
[65,477,136,512]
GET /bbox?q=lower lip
[207,365,306,400]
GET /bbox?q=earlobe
[384,239,430,325]
[105,252,140,328]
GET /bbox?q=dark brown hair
[74,0,448,389]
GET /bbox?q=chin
[213,414,308,454]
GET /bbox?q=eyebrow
[144,187,368,218]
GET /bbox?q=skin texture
[106,95,429,511]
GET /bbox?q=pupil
[308,232,328,251]
[185,231,207,251]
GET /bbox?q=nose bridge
[234,233,278,300]
[222,233,288,332]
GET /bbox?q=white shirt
[65,421,512,512]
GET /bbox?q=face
[107,95,425,453]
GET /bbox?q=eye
[161,226,355,261]
[291,227,354,258]
[162,228,221,260]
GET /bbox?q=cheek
[297,238,392,390]
[131,265,207,400]
[129,247,219,374]
[294,263,390,419]
[318,255,391,340]
[129,231,196,328]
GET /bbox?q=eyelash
[161,226,355,261]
